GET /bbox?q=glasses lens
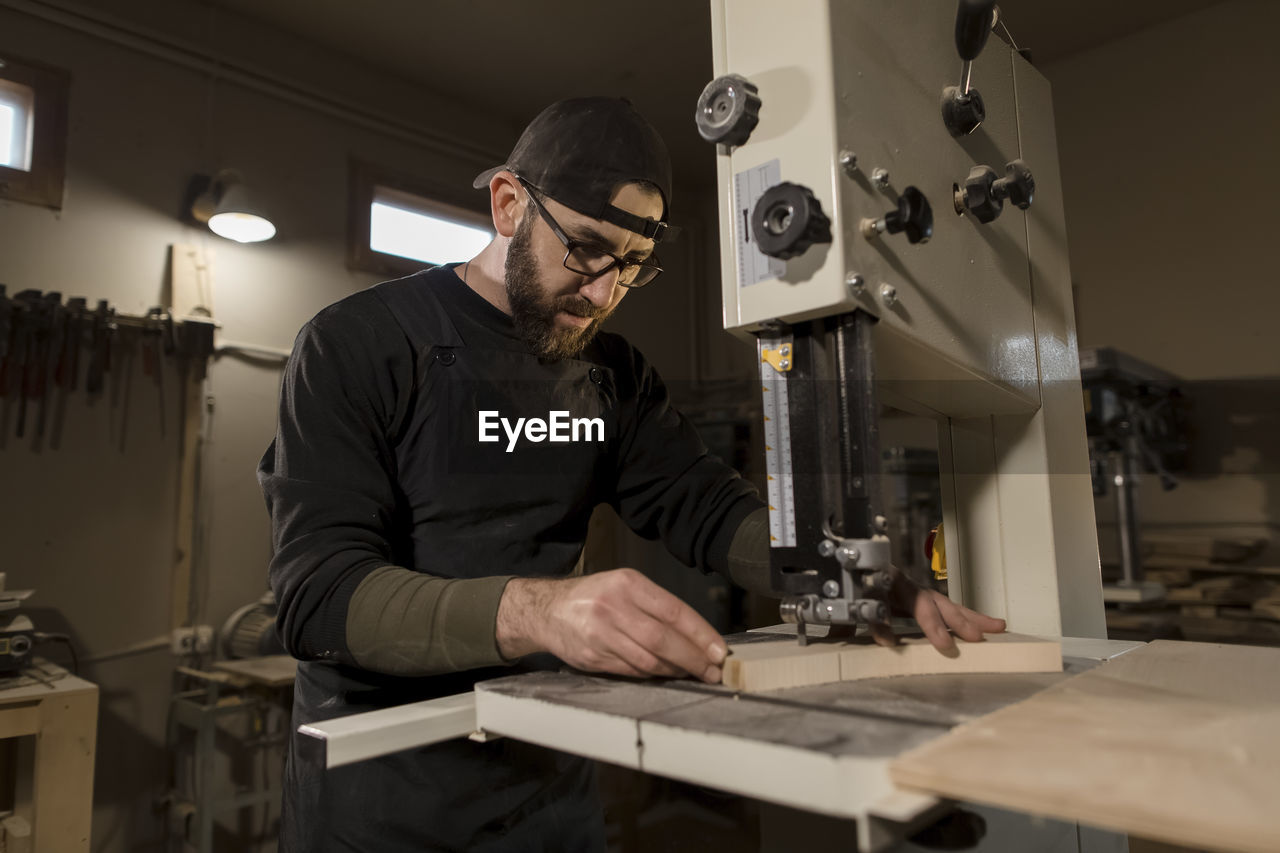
[623,261,662,288]
[563,246,662,288]
[565,246,616,277]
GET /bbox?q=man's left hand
[870,571,1006,655]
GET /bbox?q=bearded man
[259,97,1003,852]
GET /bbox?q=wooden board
[1143,535,1264,563]
[722,632,1061,692]
[1143,568,1193,586]
[1166,577,1276,604]
[890,640,1280,853]
[213,655,298,687]
[1253,598,1280,620]
[167,243,213,631]
[1142,561,1280,577]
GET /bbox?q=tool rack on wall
[1,284,221,637]
[0,285,216,446]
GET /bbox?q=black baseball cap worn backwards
[473,97,679,244]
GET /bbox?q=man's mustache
[555,297,606,321]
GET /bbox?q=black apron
[282,271,617,852]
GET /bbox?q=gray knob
[695,74,761,147]
[856,599,889,624]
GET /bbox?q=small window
[0,80,36,170]
[0,101,15,165]
[370,185,493,265]
[0,53,69,209]
[348,159,494,278]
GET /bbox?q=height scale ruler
[759,337,796,548]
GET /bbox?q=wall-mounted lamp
[187,169,277,243]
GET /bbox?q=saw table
[300,632,1153,851]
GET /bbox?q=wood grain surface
[890,640,1280,853]
[722,632,1061,692]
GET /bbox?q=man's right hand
[495,569,728,684]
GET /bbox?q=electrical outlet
[170,625,214,656]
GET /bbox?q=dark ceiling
[206,0,1225,188]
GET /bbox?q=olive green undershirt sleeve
[345,567,517,676]
[724,507,774,597]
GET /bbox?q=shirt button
[437,350,456,366]
[588,367,602,384]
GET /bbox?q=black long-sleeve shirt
[259,264,768,851]
[258,264,763,681]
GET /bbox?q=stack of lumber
[1106,534,1280,646]
[1142,533,1264,565]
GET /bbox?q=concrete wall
[1044,0,1280,559]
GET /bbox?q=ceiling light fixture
[188,169,277,243]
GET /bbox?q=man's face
[504,182,662,360]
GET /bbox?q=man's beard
[504,215,609,360]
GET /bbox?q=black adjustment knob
[941,87,986,137]
[941,0,996,136]
[957,160,1035,224]
[861,186,933,245]
[998,159,1035,209]
[955,0,997,61]
[695,74,761,147]
[750,183,832,259]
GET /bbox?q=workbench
[0,660,98,853]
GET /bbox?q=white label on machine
[759,339,796,548]
[734,160,785,288]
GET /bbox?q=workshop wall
[1047,0,1280,560]
[0,3,513,851]
[0,2,747,849]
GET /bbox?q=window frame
[0,52,70,210]
[347,158,495,278]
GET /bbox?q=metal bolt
[880,283,898,306]
[856,599,889,623]
[780,345,791,355]
[838,149,858,178]
[822,580,840,598]
[865,571,894,591]
[817,539,837,558]
[874,514,888,533]
[871,167,890,188]
[779,358,791,370]
[839,545,861,564]
[845,272,865,293]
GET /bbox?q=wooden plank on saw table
[722,632,1061,692]
[889,640,1280,853]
